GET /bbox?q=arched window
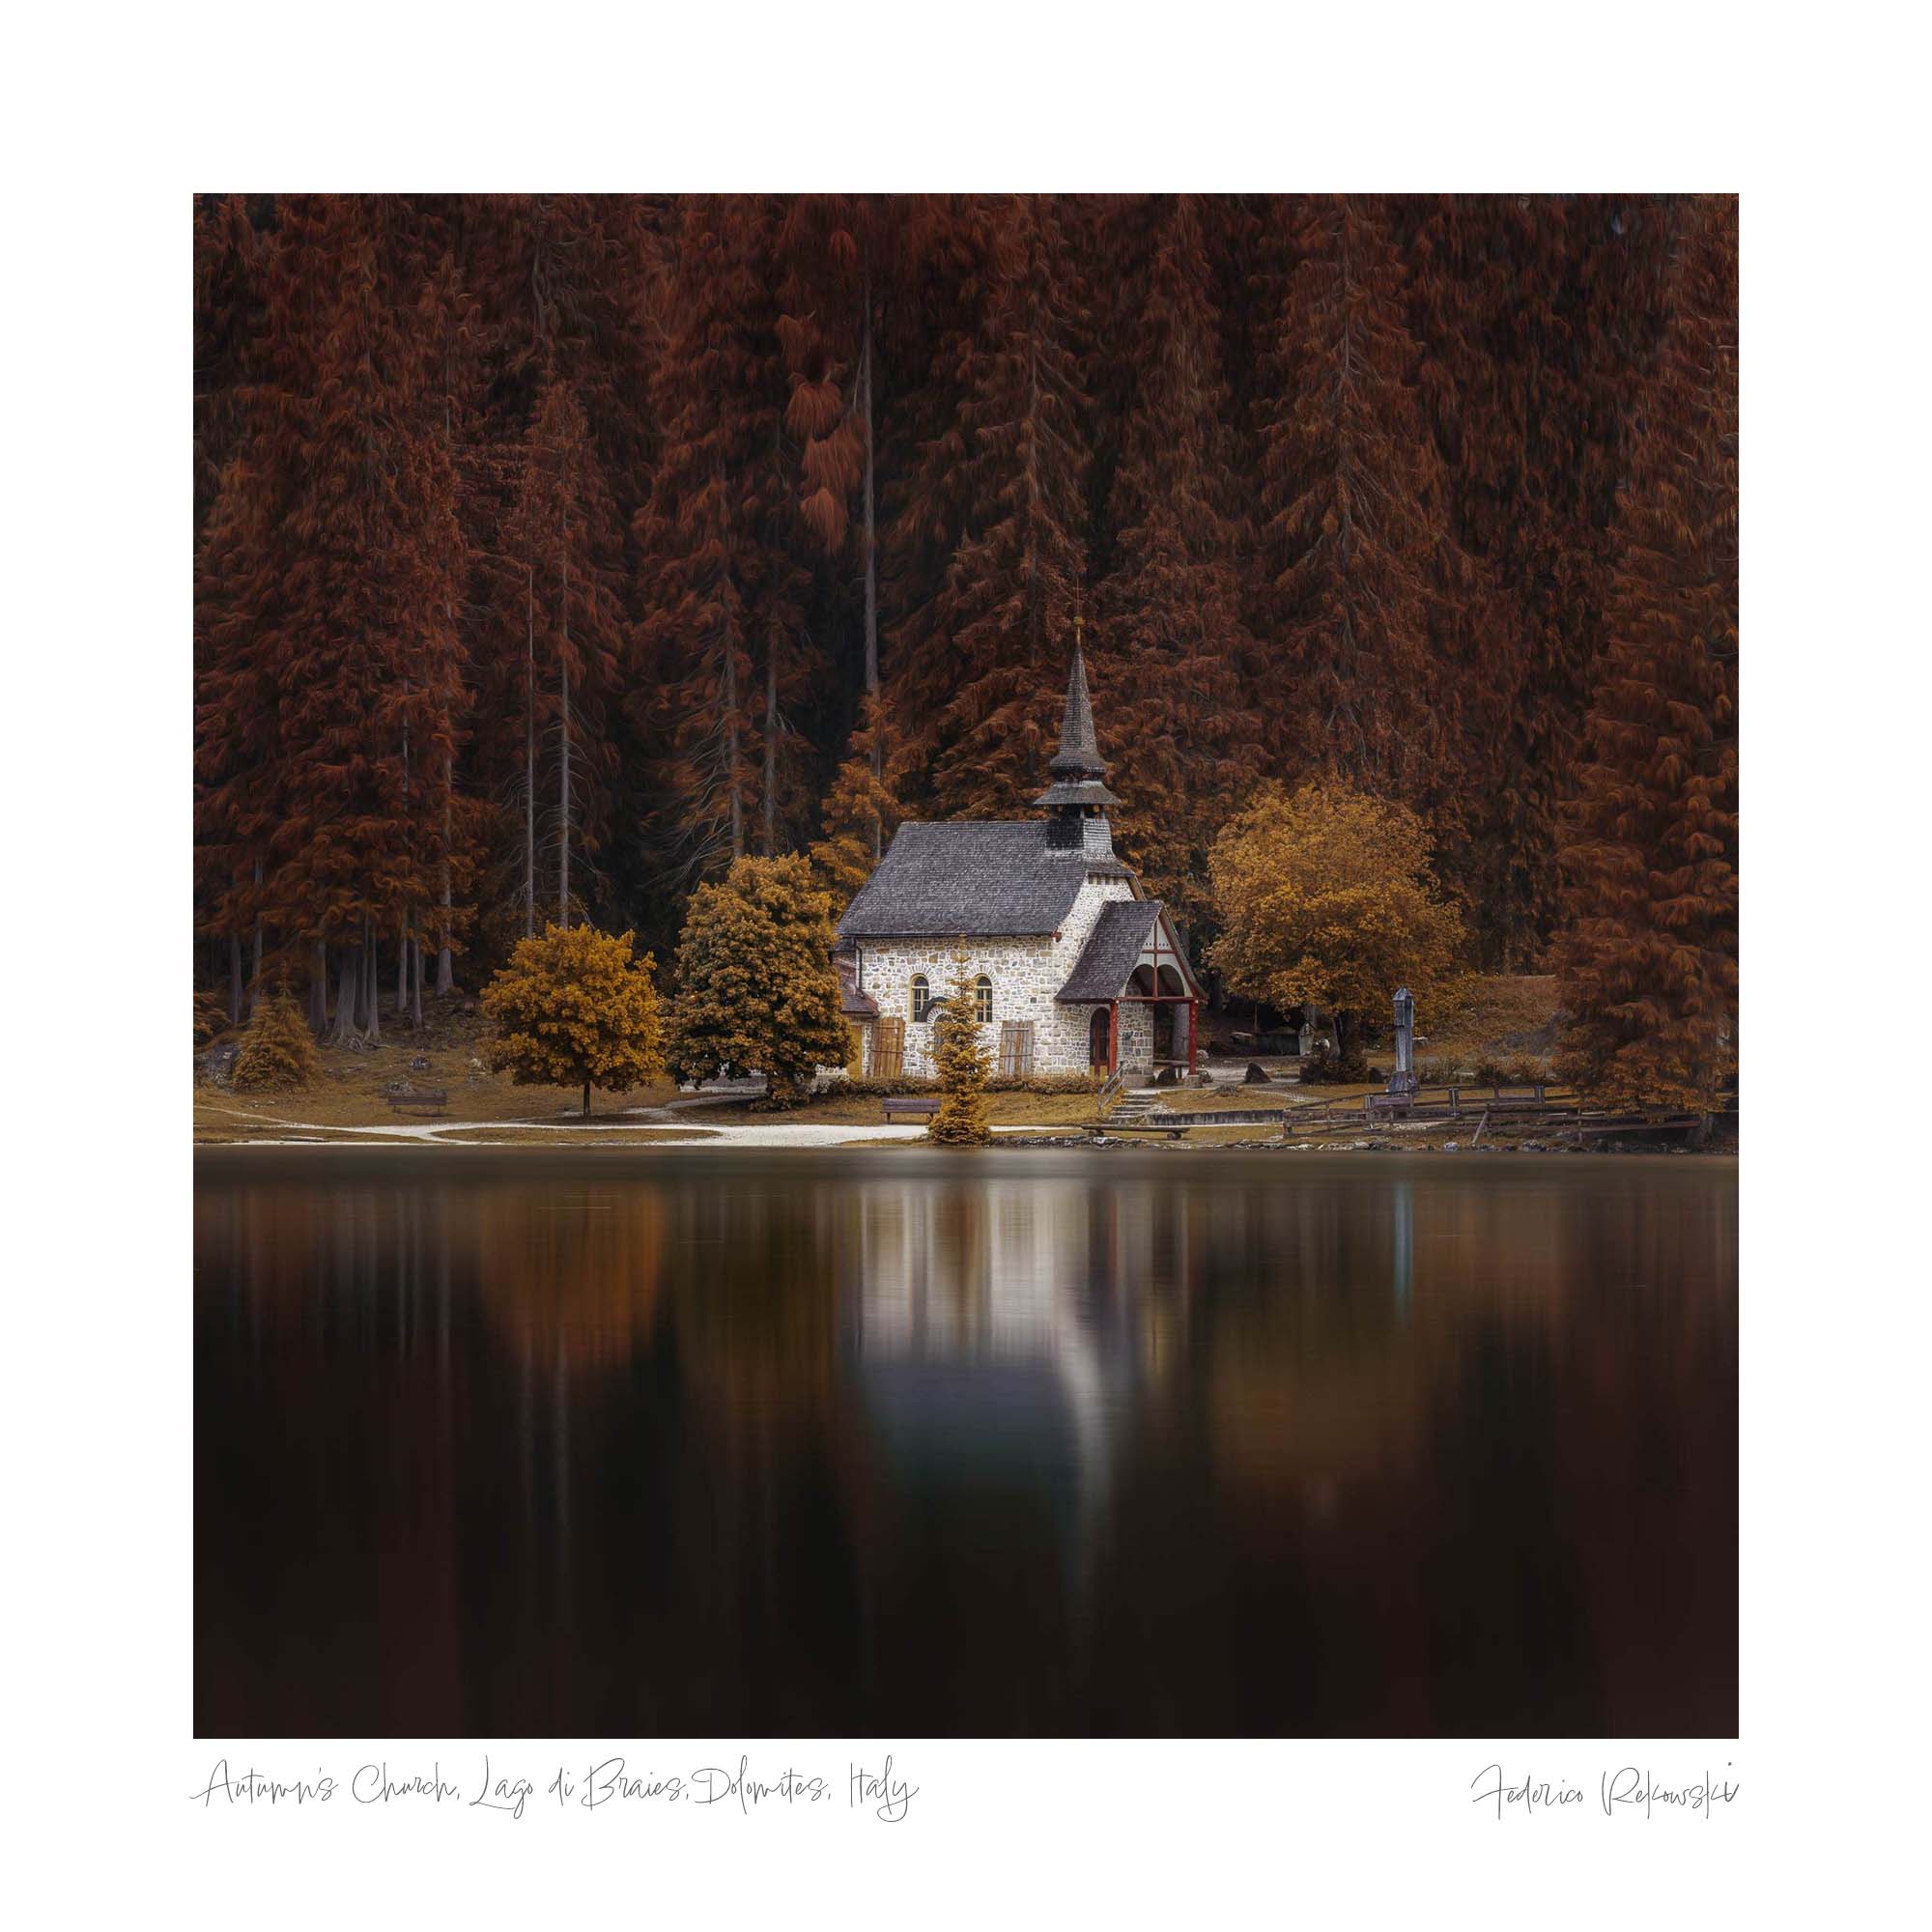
[910,975,931,1022]
[974,975,993,1024]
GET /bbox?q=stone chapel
[833,635,1204,1080]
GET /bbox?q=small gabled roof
[1057,902,1157,1001]
[834,950,877,1018]
[1056,900,1201,1003]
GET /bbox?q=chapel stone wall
[854,872,1137,1078]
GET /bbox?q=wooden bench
[385,1084,449,1116]
[881,1095,941,1122]
[1083,1117,1190,1138]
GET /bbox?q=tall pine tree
[1403,192,1682,962]
[1093,195,1261,934]
[637,196,816,884]
[1248,195,1463,805]
[196,195,466,1040]
[1555,197,1737,1108]
[887,195,1094,817]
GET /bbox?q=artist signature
[1470,1763,1739,1819]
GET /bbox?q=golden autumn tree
[1208,779,1467,1056]
[482,923,665,1117]
[231,985,324,1093]
[928,953,992,1145]
[665,855,850,1108]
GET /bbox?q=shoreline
[194,1094,1736,1158]
[194,1137,1738,1171]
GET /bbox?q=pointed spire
[1037,619,1120,810]
[1050,615,1104,780]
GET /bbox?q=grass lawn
[193,975,1567,1148]
[194,1003,685,1144]
[1424,974,1560,1067]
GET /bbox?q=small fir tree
[808,694,907,904]
[928,955,991,1145]
[482,923,665,1116]
[231,985,324,1093]
[1208,779,1468,1058]
[666,855,851,1108]
[194,989,228,1050]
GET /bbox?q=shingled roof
[834,949,878,1018]
[1055,900,1161,1001]
[836,820,1129,939]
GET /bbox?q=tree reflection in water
[195,1151,1736,1738]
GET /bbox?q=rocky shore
[992,1130,1735,1154]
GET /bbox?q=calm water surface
[195,1148,1736,1738]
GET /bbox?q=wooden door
[1089,1007,1112,1070]
[998,1021,1035,1078]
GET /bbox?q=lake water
[194,1148,1737,1738]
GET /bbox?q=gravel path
[205,1086,1099,1151]
[211,1113,932,1150]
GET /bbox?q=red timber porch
[1063,900,1204,1078]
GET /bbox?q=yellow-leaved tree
[928,953,991,1145]
[1208,779,1467,1058]
[666,855,851,1109]
[482,923,665,1117]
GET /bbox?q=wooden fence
[1270,1084,1708,1144]
[1098,1081,1714,1144]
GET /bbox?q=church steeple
[1050,628,1105,781]
[1037,620,1120,851]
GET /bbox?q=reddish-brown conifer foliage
[192,192,1733,1071]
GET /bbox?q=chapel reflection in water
[194,1154,1737,1738]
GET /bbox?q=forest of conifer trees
[194,191,1737,1083]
